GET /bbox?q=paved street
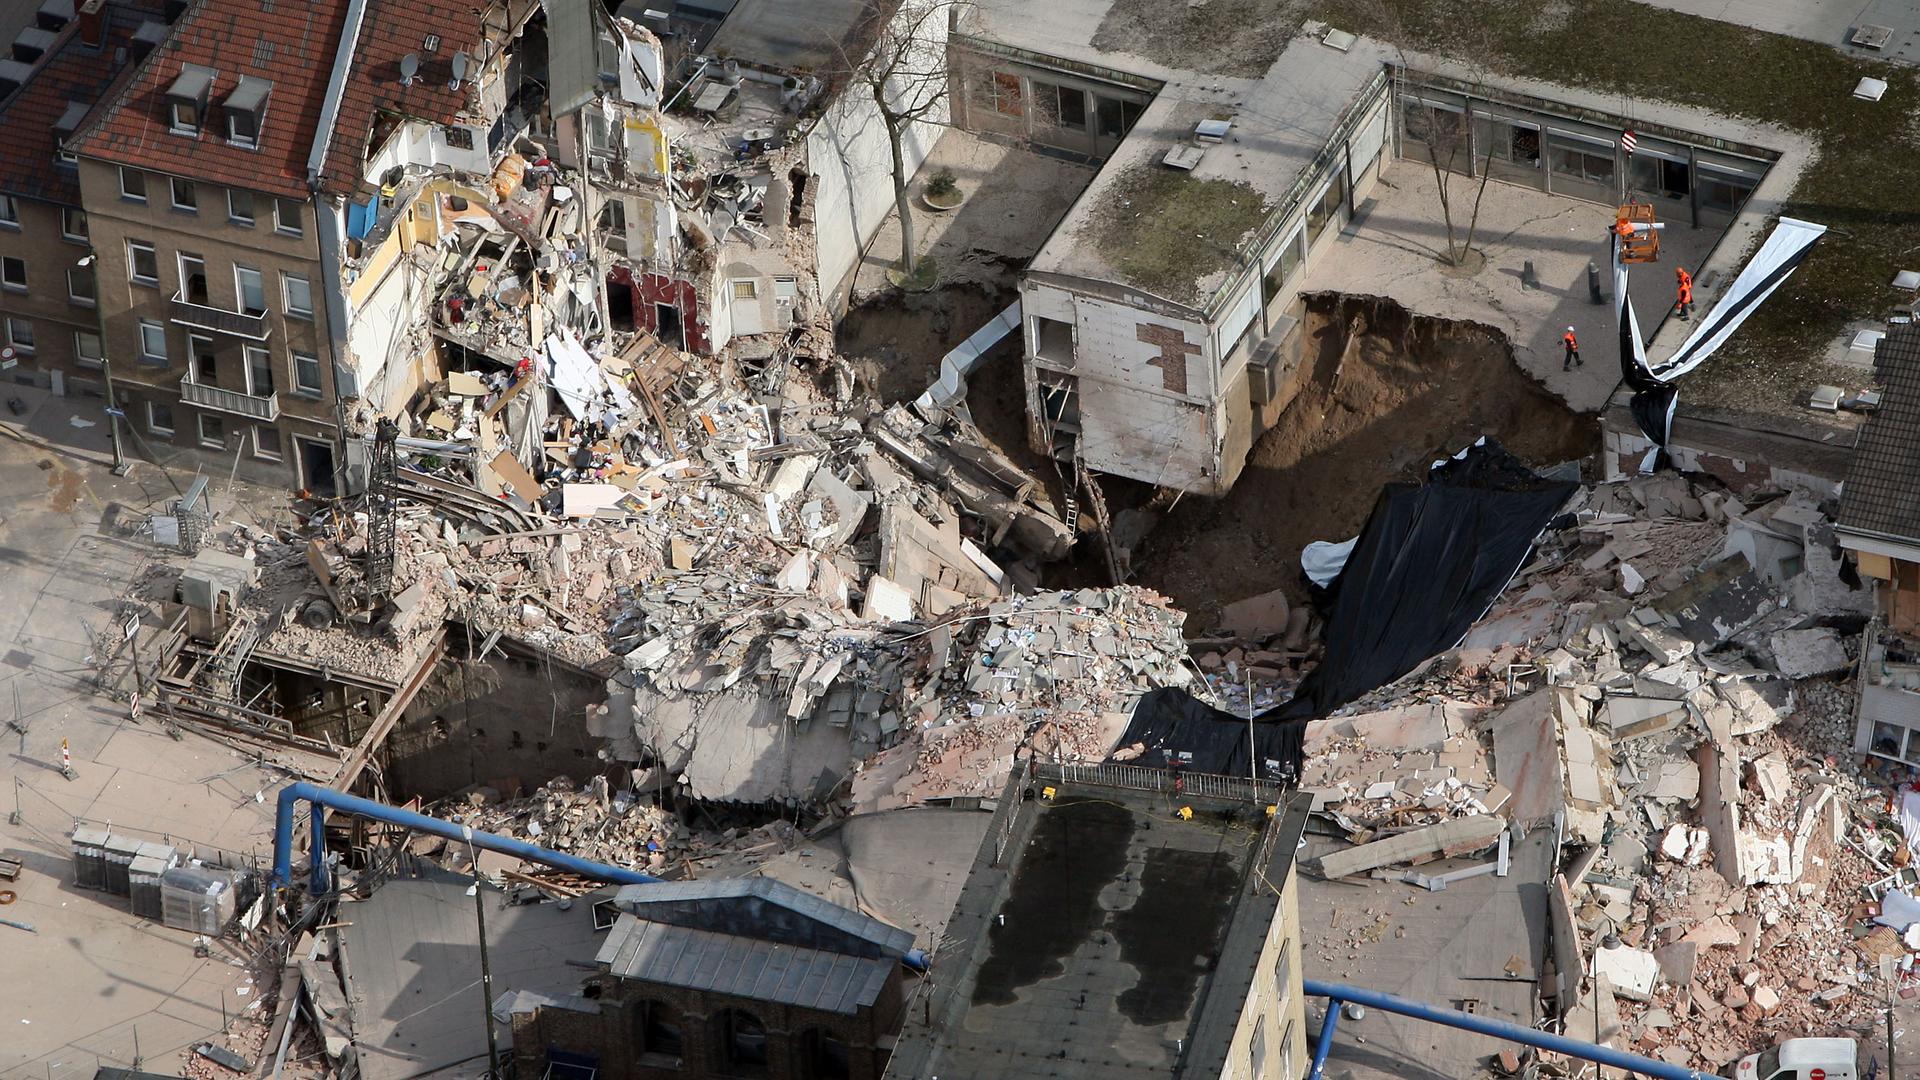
[0,405,307,1080]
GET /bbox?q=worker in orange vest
[1675,266,1695,320]
[1562,326,1581,371]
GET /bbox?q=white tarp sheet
[544,331,633,426]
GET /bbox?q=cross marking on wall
[1136,323,1199,395]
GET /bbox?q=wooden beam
[330,629,446,792]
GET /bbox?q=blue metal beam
[272,782,661,892]
[1304,978,1716,1080]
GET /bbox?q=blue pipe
[272,782,661,893]
[1304,978,1716,1080]
[271,784,933,971]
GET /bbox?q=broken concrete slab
[1593,943,1661,1002]
[1219,586,1290,641]
[1768,627,1850,679]
[1625,622,1694,664]
[1600,696,1688,741]
[1748,753,1791,803]
[1315,814,1508,879]
[1652,940,1698,986]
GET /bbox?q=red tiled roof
[68,0,352,202]
[0,0,171,207]
[318,0,483,197]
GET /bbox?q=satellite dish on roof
[449,51,468,90]
[399,52,419,86]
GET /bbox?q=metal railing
[180,371,279,421]
[170,292,271,339]
[1032,761,1287,804]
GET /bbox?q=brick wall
[513,967,907,1080]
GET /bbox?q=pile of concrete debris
[590,580,1192,809]
[1296,471,1895,1071]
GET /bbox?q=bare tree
[1402,82,1500,267]
[1349,0,1503,267]
[831,0,957,278]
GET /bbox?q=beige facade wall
[1216,863,1309,1080]
[77,156,341,487]
[0,196,109,393]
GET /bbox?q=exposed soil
[1133,292,1598,629]
[837,282,1054,493]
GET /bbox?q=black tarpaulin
[1113,440,1574,783]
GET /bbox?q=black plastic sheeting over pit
[1113,440,1576,784]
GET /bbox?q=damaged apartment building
[0,0,944,491]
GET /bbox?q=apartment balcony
[180,372,279,421]
[170,293,271,341]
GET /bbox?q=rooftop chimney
[76,0,105,48]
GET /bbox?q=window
[1251,1015,1268,1080]
[190,335,216,382]
[74,330,101,367]
[732,280,758,300]
[719,1010,768,1071]
[1305,169,1347,247]
[0,195,17,227]
[1472,115,1543,170]
[1403,99,1466,152]
[1548,134,1617,188]
[253,424,281,460]
[61,207,86,242]
[293,350,322,396]
[197,413,225,448]
[991,71,1023,117]
[147,400,174,435]
[1698,164,1757,215]
[1094,95,1144,139]
[128,240,158,286]
[178,253,208,304]
[1031,80,1088,129]
[170,98,198,134]
[273,198,303,237]
[799,1029,851,1080]
[1628,153,1691,201]
[138,319,167,363]
[1,256,25,292]
[1262,227,1306,305]
[283,272,312,319]
[442,124,473,150]
[1872,722,1907,760]
[228,189,255,226]
[599,200,626,236]
[120,167,146,201]
[633,1000,682,1059]
[1274,936,1294,1005]
[244,344,273,395]
[1279,1021,1298,1078]
[67,267,94,306]
[227,109,258,148]
[235,265,265,316]
[170,177,198,212]
[5,318,33,354]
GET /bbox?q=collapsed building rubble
[1290,470,1903,1072]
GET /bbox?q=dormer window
[165,63,215,136]
[224,75,270,149]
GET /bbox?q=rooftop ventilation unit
[1194,118,1231,143]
